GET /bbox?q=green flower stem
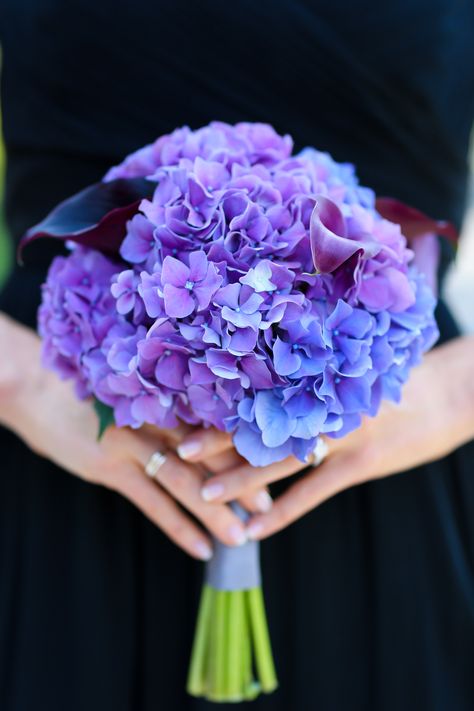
[187,584,278,702]
[186,584,213,697]
[226,590,245,700]
[208,590,228,701]
[242,592,260,701]
[247,587,278,693]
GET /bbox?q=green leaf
[93,399,115,440]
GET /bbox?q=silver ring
[307,438,329,467]
[145,451,167,479]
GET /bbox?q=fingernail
[194,541,213,561]
[201,482,224,502]
[247,521,264,540]
[177,441,201,460]
[228,525,247,546]
[255,491,273,513]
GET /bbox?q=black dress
[1,2,474,710]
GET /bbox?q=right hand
[0,314,271,561]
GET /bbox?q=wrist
[459,335,474,421]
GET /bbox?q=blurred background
[0,119,472,332]
[0,115,12,286]
[444,170,474,333]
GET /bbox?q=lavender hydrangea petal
[240,261,275,292]
[163,284,195,318]
[161,255,190,287]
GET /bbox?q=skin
[176,332,474,539]
[0,313,269,561]
[2,311,474,558]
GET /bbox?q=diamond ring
[145,451,167,479]
[307,439,329,467]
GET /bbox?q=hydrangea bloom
[38,122,438,465]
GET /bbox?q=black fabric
[1,2,474,710]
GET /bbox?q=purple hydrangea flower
[39,122,439,466]
[161,251,223,318]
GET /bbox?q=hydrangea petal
[254,391,296,447]
[163,284,195,317]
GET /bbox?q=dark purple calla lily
[19,177,154,260]
[310,195,380,273]
[375,196,458,243]
[376,197,458,294]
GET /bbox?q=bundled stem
[247,588,277,693]
[186,584,213,696]
[187,585,278,703]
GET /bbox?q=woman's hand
[0,314,270,560]
[177,335,474,540]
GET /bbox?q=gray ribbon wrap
[205,502,261,591]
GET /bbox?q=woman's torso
[1,0,474,284]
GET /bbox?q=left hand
[177,334,474,540]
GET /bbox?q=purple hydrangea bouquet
[21,122,455,702]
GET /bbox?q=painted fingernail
[177,441,201,460]
[247,521,264,540]
[228,525,247,546]
[255,491,273,513]
[194,541,213,561]
[201,482,224,502]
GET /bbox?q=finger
[176,428,233,463]
[318,432,351,455]
[204,448,243,475]
[140,421,193,448]
[201,450,273,514]
[238,488,273,514]
[131,442,248,547]
[130,429,272,519]
[245,452,354,540]
[114,465,214,561]
[199,455,305,504]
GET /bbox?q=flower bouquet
[21,122,455,702]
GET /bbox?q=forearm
[0,311,43,430]
[432,333,474,452]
